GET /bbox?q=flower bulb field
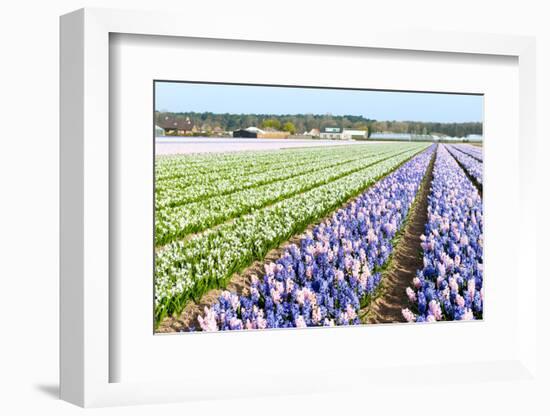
[154,141,484,332]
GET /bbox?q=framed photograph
[60,8,538,407]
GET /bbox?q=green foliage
[282,121,296,134]
[261,118,282,130]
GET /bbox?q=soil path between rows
[361,149,436,324]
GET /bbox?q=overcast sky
[155,82,483,123]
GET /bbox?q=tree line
[155,111,482,137]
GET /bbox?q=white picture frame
[60,7,538,407]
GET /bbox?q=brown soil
[361,149,435,324]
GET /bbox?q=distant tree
[155,111,482,137]
[282,121,297,134]
[261,118,282,130]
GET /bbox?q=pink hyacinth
[250,274,259,285]
[344,255,354,270]
[295,315,307,328]
[412,276,422,289]
[443,253,454,269]
[302,287,317,306]
[229,317,242,330]
[468,279,476,299]
[449,276,459,292]
[264,263,276,276]
[285,277,294,294]
[339,225,346,237]
[437,263,446,277]
[312,306,322,324]
[230,293,240,310]
[402,308,416,323]
[367,228,377,243]
[352,259,361,278]
[346,303,357,320]
[455,293,465,308]
[358,272,368,290]
[250,286,259,299]
[454,255,461,267]
[270,287,282,304]
[256,315,267,330]
[406,287,417,302]
[428,300,443,320]
[198,306,219,332]
[461,309,474,320]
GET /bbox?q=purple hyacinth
[403,144,483,323]
[445,144,483,185]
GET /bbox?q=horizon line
[154,110,482,124]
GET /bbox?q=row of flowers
[449,144,483,162]
[156,143,363,181]
[196,145,436,331]
[155,147,413,246]
[155,144,401,209]
[445,144,483,185]
[154,144,429,324]
[402,145,483,323]
[156,144,323,181]
[157,145,348,193]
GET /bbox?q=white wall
[0,1,548,415]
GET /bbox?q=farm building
[304,128,320,137]
[233,128,259,138]
[342,129,368,140]
[319,127,368,140]
[157,116,194,135]
[319,127,343,139]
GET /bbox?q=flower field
[154,143,428,323]
[197,145,435,330]
[154,141,483,331]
